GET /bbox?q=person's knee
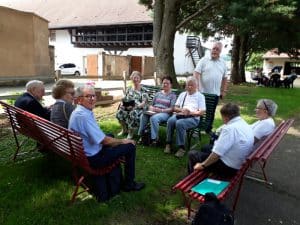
[150,116,156,124]
[188,150,198,160]
[176,120,186,130]
[127,143,136,149]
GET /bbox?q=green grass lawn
[0,84,300,225]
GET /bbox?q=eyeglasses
[256,101,269,112]
[81,94,96,99]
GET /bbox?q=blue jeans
[138,112,170,140]
[87,143,136,186]
[166,114,199,147]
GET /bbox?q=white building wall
[50,30,204,76]
[173,33,195,75]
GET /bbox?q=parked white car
[57,63,81,76]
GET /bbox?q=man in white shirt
[194,41,228,98]
[165,76,206,157]
[188,103,254,178]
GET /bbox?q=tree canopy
[140,0,300,85]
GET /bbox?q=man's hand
[122,139,136,146]
[194,163,205,171]
[221,90,227,98]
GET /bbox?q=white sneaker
[175,148,186,158]
[164,144,171,154]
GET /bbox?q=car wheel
[74,71,80,76]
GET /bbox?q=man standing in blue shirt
[69,85,145,192]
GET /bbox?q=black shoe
[122,181,145,192]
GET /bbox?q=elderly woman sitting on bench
[250,99,278,144]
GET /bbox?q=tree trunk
[238,35,249,83]
[153,0,181,87]
[231,35,241,84]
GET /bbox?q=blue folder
[191,178,229,195]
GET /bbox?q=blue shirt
[68,105,105,157]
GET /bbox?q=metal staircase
[186,36,204,67]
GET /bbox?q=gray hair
[257,99,278,116]
[213,41,223,51]
[74,85,94,98]
[26,80,44,92]
[186,76,197,84]
[130,71,142,80]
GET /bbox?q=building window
[71,24,153,49]
[49,30,56,42]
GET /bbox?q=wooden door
[130,56,142,74]
[87,54,98,77]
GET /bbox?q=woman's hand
[149,105,155,111]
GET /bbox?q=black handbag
[176,114,193,119]
[122,98,135,111]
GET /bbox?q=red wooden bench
[0,100,121,203]
[246,118,294,185]
[172,119,294,218]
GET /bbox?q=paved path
[236,118,300,225]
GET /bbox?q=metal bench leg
[245,162,272,185]
[71,175,90,203]
[180,191,193,219]
[232,176,245,211]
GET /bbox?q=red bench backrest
[247,119,294,163]
[1,100,91,170]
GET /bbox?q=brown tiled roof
[0,0,152,28]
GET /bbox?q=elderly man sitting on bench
[69,85,145,192]
[188,103,254,178]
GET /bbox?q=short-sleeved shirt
[212,116,254,169]
[68,105,105,157]
[250,117,275,140]
[152,91,177,109]
[194,56,227,96]
[175,91,206,115]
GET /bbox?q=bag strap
[181,92,188,108]
[62,102,69,121]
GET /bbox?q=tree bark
[238,35,249,83]
[231,35,240,84]
[153,0,181,87]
